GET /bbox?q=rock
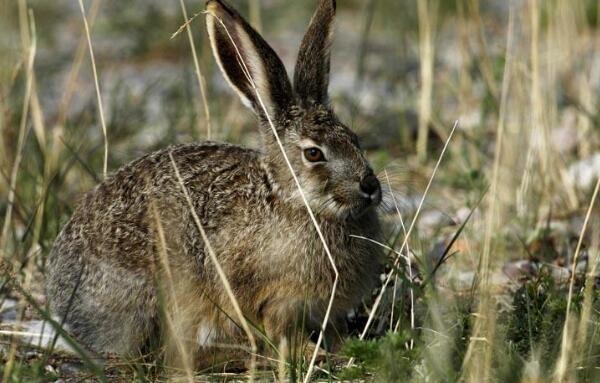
[0,299,17,321]
[502,260,539,280]
[455,206,482,225]
[455,271,475,288]
[568,153,600,190]
[58,362,86,377]
[0,319,76,354]
[554,108,579,153]
[551,267,571,282]
[418,210,455,234]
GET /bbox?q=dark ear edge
[206,0,293,118]
[293,0,336,106]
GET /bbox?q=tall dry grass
[416,0,438,162]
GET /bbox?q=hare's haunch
[46,0,383,362]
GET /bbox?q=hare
[45,0,383,364]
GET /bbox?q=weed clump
[340,330,419,382]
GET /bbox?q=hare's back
[49,142,266,270]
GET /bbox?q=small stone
[503,260,538,280]
[568,153,600,190]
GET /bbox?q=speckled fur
[45,0,383,361]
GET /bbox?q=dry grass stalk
[44,0,102,210]
[1,7,37,382]
[28,82,45,149]
[358,121,458,342]
[517,0,560,219]
[456,0,473,103]
[349,236,410,263]
[178,0,212,139]
[277,337,287,383]
[416,0,438,162]
[0,2,36,257]
[517,0,543,217]
[18,0,50,289]
[150,202,195,382]
[467,0,499,100]
[383,170,414,342]
[169,152,258,382]
[555,177,600,382]
[461,3,516,381]
[344,120,458,370]
[21,0,45,153]
[77,0,108,179]
[563,2,598,161]
[57,0,102,129]
[542,0,580,211]
[571,0,597,161]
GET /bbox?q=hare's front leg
[261,301,346,363]
[261,301,308,360]
[262,305,350,365]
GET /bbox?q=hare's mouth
[314,192,380,220]
[349,194,381,219]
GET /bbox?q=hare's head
[206,0,381,219]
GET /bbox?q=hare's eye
[304,148,326,163]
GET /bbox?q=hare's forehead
[292,124,361,154]
[293,113,359,146]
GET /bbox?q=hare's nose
[360,174,380,197]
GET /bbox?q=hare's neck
[258,156,303,204]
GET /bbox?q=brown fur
[45,0,383,365]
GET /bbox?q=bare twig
[171,9,203,40]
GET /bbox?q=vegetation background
[1,0,600,381]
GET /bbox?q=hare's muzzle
[359,173,382,205]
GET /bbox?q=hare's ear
[206,0,293,118]
[293,0,336,106]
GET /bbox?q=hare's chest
[262,212,382,299]
[257,216,347,283]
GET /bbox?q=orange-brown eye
[303,147,325,162]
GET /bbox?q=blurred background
[2,0,600,381]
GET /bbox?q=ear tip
[314,0,336,18]
[206,0,234,17]
[323,0,336,12]
[206,0,220,14]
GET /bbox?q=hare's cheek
[306,165,331,191]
